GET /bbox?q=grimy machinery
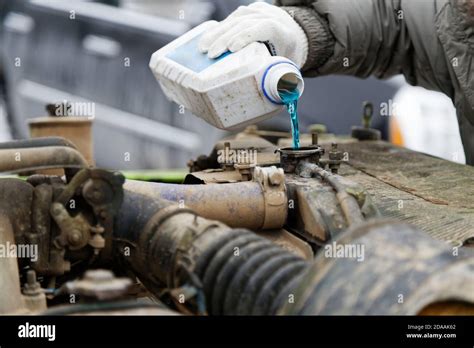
[0,103,473,316]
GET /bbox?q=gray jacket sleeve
[277,0,452,95]
[276,0,474,164]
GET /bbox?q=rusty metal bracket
[276,146,325,173]
[253,166,288,230]
[49,168,125,273]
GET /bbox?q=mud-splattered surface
[331,141,474,245]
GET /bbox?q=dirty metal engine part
[113,190,474,315]
[0,135,473,316]
[282,220,474,315]
[0,210,47,314]
[0,136,89,182]
[124,166,287,230]
[351,101,382,141]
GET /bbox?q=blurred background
[0,0,466,171]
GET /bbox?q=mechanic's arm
[279,0,453,95]
[200,0,454,98]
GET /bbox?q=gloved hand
[198,2,309,68]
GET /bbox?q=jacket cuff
[280,6,335,73]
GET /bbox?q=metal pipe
[0,173,469,315]
[124,180,284,230]
[113,190,308,315]
[280,220,474,315]
[114,198,474,315]
[0,146,88,174]
[297,162,364,225]
[27,184,53,275]
[0,137,78,150]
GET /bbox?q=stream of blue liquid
[279,90,300,149]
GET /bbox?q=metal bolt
[89,234,105,250]
[253,167,263,181]
[362,101,373,128]
[268,168,284,186]
[308,124,327,134]
[26,270,37,286]
[90,225,105,234]
[84,269,114,282]
[51,204,62,216]
[93,189,102,201]
[329,143,343,174]
[64,269,132,301]
[23,270,41,296]
[68,229,82,245]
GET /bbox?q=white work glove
[198,2,309,68]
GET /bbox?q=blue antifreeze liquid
[279,89,300,149]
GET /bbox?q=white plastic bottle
[149,21,304,130]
